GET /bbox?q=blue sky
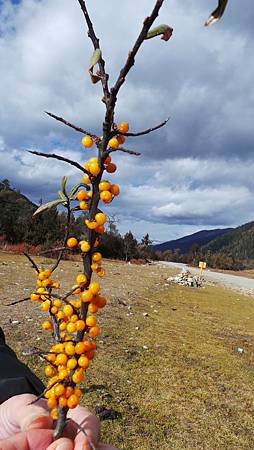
[1,0,254,243]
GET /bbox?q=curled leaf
[69,182,90,200]
[58,191,67,201]
[205,0,228,27]
[61,176,68,195]
[33,199,65,216]
[89,49,102,84]
[146,24,173,42]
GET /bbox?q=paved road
[157,261,254,296]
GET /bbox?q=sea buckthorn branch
[23,0,170,442]
[23,252,40,273]
[116,116,170,137]
[51,194,71,273]
[77,0,110,102]
[109,147,141,156]
[28,150,90,175]
[45,111,99,141]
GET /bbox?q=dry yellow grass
[1,252,254,449]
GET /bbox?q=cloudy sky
[1,0,254,243]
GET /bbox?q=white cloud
[1,0,254,243]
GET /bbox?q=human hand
[0,393,118,450]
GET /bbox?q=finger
[66,406,100,449]
[0,428,53,450]
[0,393,52,439]
[46,436,74,450]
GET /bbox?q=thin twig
[45,111,98,139]
[67,418,96,450]
[119,117,170,137]
[77,0,110,101]
[5,297,30,306]
[110,147,141,156]
[39,247,67,255]
[28,151,89,174]
[23,252,40,273]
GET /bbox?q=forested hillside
[205,221,254,260]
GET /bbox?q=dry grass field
[1,251,254,449]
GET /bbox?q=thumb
[0,393,52,439]
[0,428,53,450]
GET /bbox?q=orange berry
[67,394,79,409]
[74,387,82,398]
[72,369,84,384]
[65,342,76,356]
[110,184,120,196]
[106,163,117,174]
[58,368,69,380]
[85,219,98,230]
[95,225,105,234]
[47,353,56,363]
[30,293,40,301]
[86,350,96,360]
[70,314,78,323]
[76,320,86,331]
[95,212,107,225]
[82,135,93,148]
[76,273,87,285]
[58,396,68,408]
[76,190,88,201]
[81,290,93,303]
[67,237,78,248]
[89,162,100,176]
[100,190,112,203]
[54,384,65,397]
[91,263,99,272]
[79,201,89,210]
[67,358,78,370]
[89,282,100,295]
[45,365,56,377]
[75,342,86,355]
[51,306,58,315]
[47,396,57,409]
[40,301,50,312]
[93,238,100,248]
[82,174,91,184]
[88,303,98,313]
[108,137,119,149]
[78,355,90,369]
[50,408,58,420]
[42,320,52,331]
[65,386,74,398]
[99,180,111,191]
[97,267,105,278]
[55,353,68,366]
[87,191,93,198]
[86,316,97,327]
[63,304,74,317]
[117,134,125,145]
[53,299,62,308]
[66,322,76,333]
[92,252,102,263]
[89,326,100,338]
[118,121,129,133]
[104,155,111,165]
[80,241,90,252]
[52,281,60,289]
[97,296,107,308]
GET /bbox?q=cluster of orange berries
[29,122,128,420]
[44,337,96,419]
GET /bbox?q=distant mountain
[153,228,233,254]
[205,221,254,260]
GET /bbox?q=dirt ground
[1,251,254,450]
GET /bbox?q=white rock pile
[167,269,203,288]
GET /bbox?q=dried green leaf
[58,191,67,201]
[146,24,173,42]
[61,176,68,195]
[88,49,102,84]
[33,199,65,216]
[205,0,228,26]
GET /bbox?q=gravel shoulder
[157,261,254,296]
